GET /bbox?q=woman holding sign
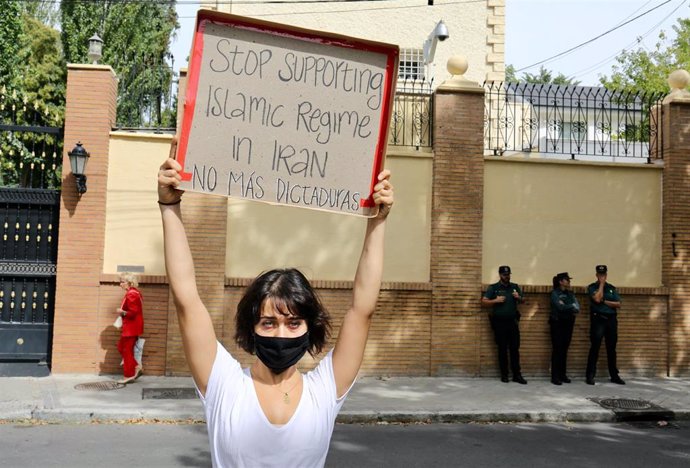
[158,139,393,467]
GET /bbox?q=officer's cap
[498,265,511,275]
[595,265,608,274]
[556,272,572,281]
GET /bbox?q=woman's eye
[261,320,274,328]
[289,320,303,328]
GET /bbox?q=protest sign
[176,10,399,217]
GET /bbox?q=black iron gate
[0,86,62,373]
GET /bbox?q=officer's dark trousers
[491,317,521,378]
[550,316,575,380]
[586,314,618,379]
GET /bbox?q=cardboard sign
[177,10,399,217]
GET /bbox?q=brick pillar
[52,65,118,373]
[165,68,229,375]
[661,94,690,377]
[430,78,485,375]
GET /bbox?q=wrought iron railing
[484,83,665,162]
[0,85,63,189]
[113,54,177,132]
[388,79,433,149]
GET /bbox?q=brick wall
[478,286,669,378]
[661,98,690,376]
[163,280,433,376]
[52,65,118,373]
[50,66,688,378]
[430,83,486,376]
[97,276,169,376]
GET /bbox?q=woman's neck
[250,360,299,386]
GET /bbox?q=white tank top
[199,342,351,468]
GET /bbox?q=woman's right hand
[157,137,184,204]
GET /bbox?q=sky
[169,0,690,86]
[506,0,689,85]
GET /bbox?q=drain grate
[74,381,125,391]
[142,387,197,400]
[590,397,675,422]
[598,398,653,410]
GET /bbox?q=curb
[337,409,616,424]
[3,409,689,425]
[30,409,205,424]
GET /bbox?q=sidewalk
[1,374,689,424]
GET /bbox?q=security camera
[423,20,450,64]
[434,20,449,41]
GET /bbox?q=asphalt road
[0,421,688,467]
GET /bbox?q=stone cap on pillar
[67,63,116,76]
[438,55,483,93]
[662,69,690,104]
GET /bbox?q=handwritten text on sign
[177,16,397,217]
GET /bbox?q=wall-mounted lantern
[88,34,103,65]
[68,142,90,194]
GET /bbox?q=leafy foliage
[0,15,65,188]
[0,1,22,86]
[20,0,60,27]
[505,65,581,85]
[600,19,690,95]
[60,0,179,127]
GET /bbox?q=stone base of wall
[94,278,671,378]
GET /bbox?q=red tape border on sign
[176,12,399,207]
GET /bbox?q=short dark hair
[234,268,331,356]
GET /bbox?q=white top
[199,341,351,468]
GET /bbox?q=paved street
[1,421,689,467]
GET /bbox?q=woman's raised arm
[332,170,393,398]
[158,139,217,395]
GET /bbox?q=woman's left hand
[372,169,394,219]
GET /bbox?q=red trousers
[117,336,138,378]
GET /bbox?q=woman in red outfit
[116,272,144,384]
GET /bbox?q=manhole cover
[74,381,125,391]
[599,398,653,410]
[142,387,197,400]
[590,397,675,422]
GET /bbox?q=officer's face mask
[254,331,310,374]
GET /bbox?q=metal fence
[0,84,62,368]
[484,83,665,162]
[388,79,434,149]
[113,54,177,132]
[0,86,63,189]
[115,72,435,148]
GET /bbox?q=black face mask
[254,331,310,374]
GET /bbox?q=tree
[20,0,60,28]
[0,14,66,188]
[600,19,690,95]
[0,1,23,86]
[504,64,580,85]
[505,64,518,83]
[519,66,581,86]
[60,0,179,127]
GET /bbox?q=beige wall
[226,149,432,282]
[202,0,499,84]
[104,134,432,282]
[104,133,663,287]
[483,157,662,287]
[103,132,173,276]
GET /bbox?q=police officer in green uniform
[549,272,579,385]
[585,265,625,385]
[481,266,527,384]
